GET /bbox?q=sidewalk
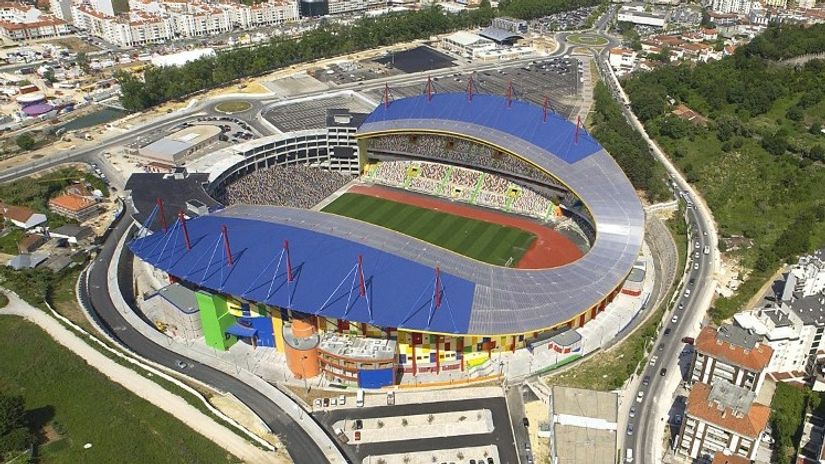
[0,291,286,464]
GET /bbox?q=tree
[76,51,90,73]
[0,393,33,454]
[810,122,822,135]
[786,105,804,121]
[761,131,789,156]
[43,68,56,83]
[15,133,35,151]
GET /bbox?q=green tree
[15,133,35,151]
[810,122,822,135]
[0,393,32,454]
[43,68,56,83]
[75,51,90,73]
[786,105,803,121]
[761,131,789,156]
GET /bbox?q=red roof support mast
[357,255,366,297]
[434,266,442,309]
[543,96,549,123]
[575,115,582,144]
[426,75,433,102]
[506,80,513,108]
[466,75,474,102]
[221,225,234,266]
[284,240,293,282]
[383,83,390,109]
[156,198,168,232]
[178,210,191,250]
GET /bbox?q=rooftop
[156,283,198,314]
[48,194,96,213]
[686,382,770,439]
[318,332,396,361]
[711,451,751,464]
[551,386,617,464]
[789,294,825,326]
[694,325,773,372]
[551,385,618,423]
[133,94,645,336]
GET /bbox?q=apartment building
[677,382,771,462]
[690,325,773,392]
[734,249,825,382]
[229,0,298,29]
[327,0,386,15]
[712,0,752,15]
[0,2,68,41]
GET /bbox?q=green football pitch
[321,193,536,266]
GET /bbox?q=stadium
[129,91,645,388]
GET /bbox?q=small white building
[441,31,496,59]
[142,283,204,340]
[617,4,668,27]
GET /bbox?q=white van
[625,448,634,463]
[703,245,710,255]
[356,389,364,408]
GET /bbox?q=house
[672,104,710,126]
[48,194,99,222]
[50,224,93,244]
[0,203,47,229]
[6,252,49,270]
[17,233,46,253]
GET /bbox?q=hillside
[624,24,825,322]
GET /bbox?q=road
[83,203,333,463]
[601,54,719,463]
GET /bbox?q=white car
[694,262,699,270]
[636,391,645,403]
[684,289,691,297]
[649,355,658,366]
[672,315,679,323]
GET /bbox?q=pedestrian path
[0,291,286,464]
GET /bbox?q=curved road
[84,204,332,463]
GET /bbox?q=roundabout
[214,100,253,114]
[567,33,609,47]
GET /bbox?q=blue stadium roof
[131,94,645,336]
[362,93,600,164]
[130,210,476,334]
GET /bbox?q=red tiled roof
[712,452,751,464]
[0,203,35,223]
[687,383,770,439]
[48,194,96,212]
[695,326,773,372]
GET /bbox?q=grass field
[322,193,536,266]
[0,317,239,464]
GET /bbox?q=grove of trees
[623,23,825,323]
[117,6,495,111]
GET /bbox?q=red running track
[346,184,584,269]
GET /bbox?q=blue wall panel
[358,368,394,388]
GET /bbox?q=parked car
[642,375,650,386]
[682,336,695,344]
[672,315,679,323]
[626,424,634,435]
[660,368,667,376]
[664,327,672,335]
[636,391,645,403]
[522,417,530,427]
[629,406,636,418]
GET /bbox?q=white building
[49,0,73,22]
[783,250,825,301]
[677,382,770,462]
[712,0,752,15]
[733,249,825,382]
[441,31,496,59]
[0,3,69,41]
[617,4,669,27]
[228,0,298,29]
[608,47,638,75]
[690,325,773,393]
[327,0,387,15]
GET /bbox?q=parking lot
[364,57,582,119]
[263,95,375,132]
[530,6,598,33]
[313,397,518,464]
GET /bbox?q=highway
[82,202,332,463]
